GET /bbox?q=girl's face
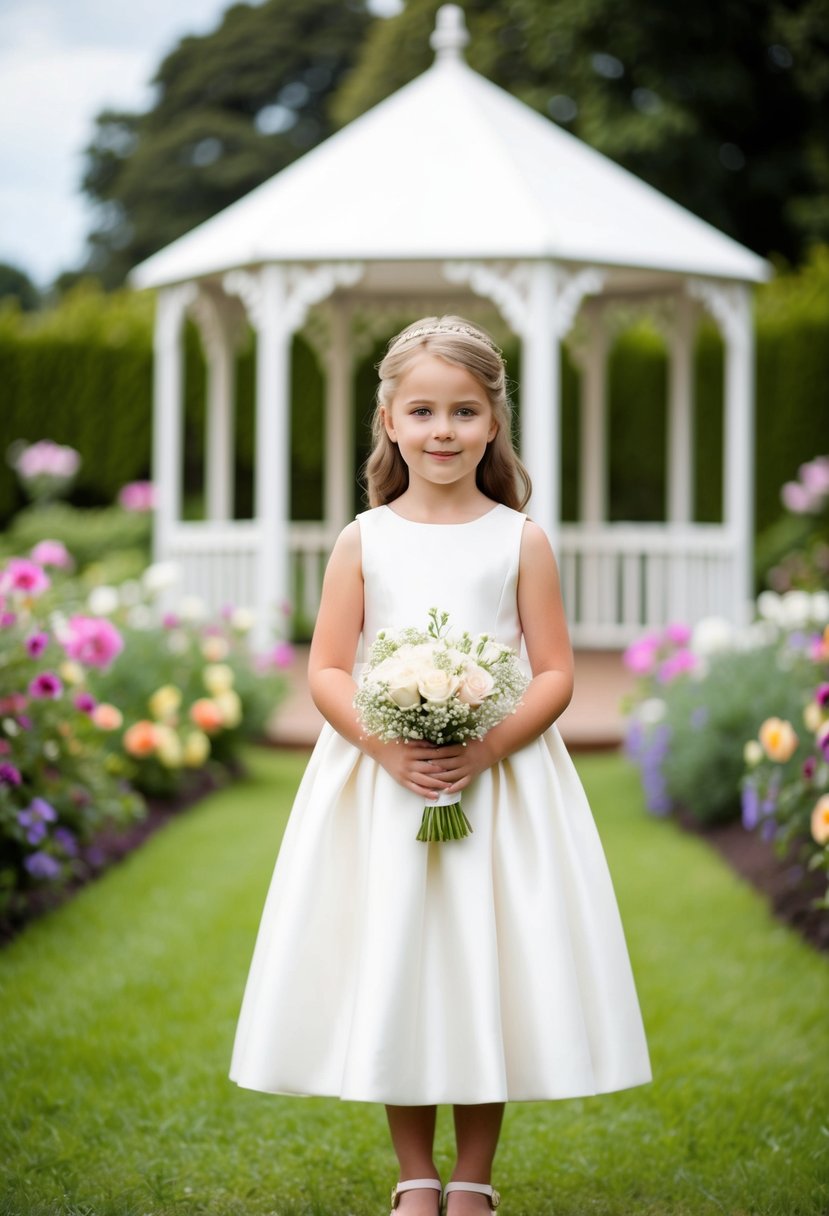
[382,354,498,492]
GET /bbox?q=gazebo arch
[131,4,768,646]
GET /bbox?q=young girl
[230,317,651,1214]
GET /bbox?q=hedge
[1,250,827,533]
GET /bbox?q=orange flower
[758,717,798,763]
[811,795,829,846]
[189,698,224,734]
[123,720,159,757]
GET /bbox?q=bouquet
[354,608,528,842]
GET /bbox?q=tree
[0,263,40,311]
[81,0,373,286]
[331,0,829,262]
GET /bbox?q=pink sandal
[390,1178,443,1213]
[444,1181,501,1210]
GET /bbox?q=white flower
[231,607,255,633]
[127,605,154,630]
[458,664,496,706]
[691,616,735,656]
[737,620,778,651]
[142,561,180,594]
[375,657,421,708]
[780,590,814,630]
[118,579,142,606]
[743,740,763,767]
[87,585,119,616]
[178,595,207,622]
[756,590,784,625]
[417,668,461,704]
[637,698,667,725]
[810,591,829,624]
[478,639,508,665]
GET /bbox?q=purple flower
[741,783,760,831]
[54,827,78,857]
[73,691,97,714]
[815,683,829,710]
[802,756,817,781]
[25,630,50,658]
[24,851,61,881]
[17,714,33,731]
[28,671,63,699]
[0,762,22,786]
[17,813,47,845]
[691,705,709,730]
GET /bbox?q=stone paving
[266,647,634,752]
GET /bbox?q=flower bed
[624,590,829,922]
[0,543,290,933]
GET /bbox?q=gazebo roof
[131,5,769,291]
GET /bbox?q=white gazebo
[131,4,769,646]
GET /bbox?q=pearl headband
[391,322,502,355]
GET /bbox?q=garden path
[1,749,827,1216]
[267,648,634,750]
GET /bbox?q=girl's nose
[433,416,454,439]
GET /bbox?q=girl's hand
[369,739,494,800]
[370,738,497,799]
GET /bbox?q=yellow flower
[215,689,242,729]
[154,724,183,768]
[59,661,84,686]
[811,794,829,846]
[803,701,824,733]
[758,717,798,763]
[183,730,210,767]
[149,684,182,722]
[201,636,229,662]
[203,663,234,695]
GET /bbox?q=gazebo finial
[430,4,470,62]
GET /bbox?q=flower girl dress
[230,504,651,1104]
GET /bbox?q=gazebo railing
[558,523,738,647]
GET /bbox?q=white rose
[756,590,784,625]
[781,589,814,629]
[87,585,119,616]
[691,616,735,656]
[375,658,421,708]
[478,639,507,665]
[457,664,496,706]
[142,561,180,594]
[417,668,460,704]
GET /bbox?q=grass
[0,748,827,1216]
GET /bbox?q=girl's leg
[447,1103,505,1213]
[385,1105,440,1213]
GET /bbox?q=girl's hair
[364,316,532,511]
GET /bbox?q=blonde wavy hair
[364,315,531,510]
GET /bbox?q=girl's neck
[387,487,499,525]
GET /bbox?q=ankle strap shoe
[444,1181,500,1209]
[390,1178,443,1211]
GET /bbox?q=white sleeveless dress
[230,504,651,1104]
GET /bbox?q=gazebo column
[522,263,560,546]
[325,301,353,535]
[152,284,196,563]
[579,301,609,525]
[667,294,696,524]
[192,289,242,522]
[689,279,755,626]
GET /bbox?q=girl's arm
[307,521,458,799]
[438,521,574,792]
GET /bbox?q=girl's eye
[455,408,476,418]
[411,407,431,417]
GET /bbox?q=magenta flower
[270,641,296,669]
[0,762,22,786]
[623,635,660,675]
[161,612,180,629]
[815,683,829,710]
[30,539,73,569]
[25,631,50,658]
[28,671,63,699]
[658,650,697,683]
[118,480,156,512]
[62,616,124,669]
[0,558,50,598]
[663,622,692,647]
[0,611,16,628]
[73,691,97,714]
[24,851,62,881]
[802,756,817,781]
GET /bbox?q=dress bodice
[357,503,526,656]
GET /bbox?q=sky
[0,0,398,290]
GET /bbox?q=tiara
[392,323,502,354]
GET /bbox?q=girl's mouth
[426,451,459,460]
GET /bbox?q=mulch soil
[679,811,829,953]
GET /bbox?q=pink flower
[815,683,829,710]
[1,611,17,628]
[118,480,156,512]
[73,691,97,714]
[15,440,80,479]
[270,641,296,669]
[658,650,697,682]
[28,671,63,699]
[162,612,180,629]
[799,456,829,499]
[0,558,51,598]
[623,635,660,675]
[781,480,817,514]
[663,622,692,646]
[25,631,50,658]
[30,539,73,569]
[62,616,124,669]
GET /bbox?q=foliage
[758,453,829,592]
[333,0,829,264]
[0,502,151,576]
[80,0,374,286]
[0,264,40,312]
[1,750,828,1214]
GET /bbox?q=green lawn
[0,749,827,1216]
